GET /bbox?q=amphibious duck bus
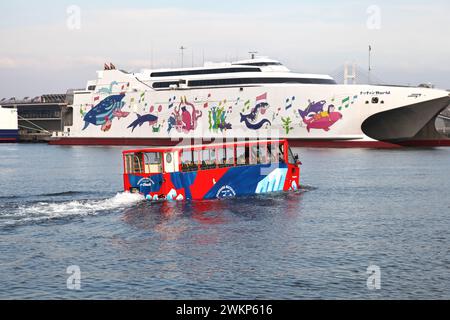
[123,139,301,201]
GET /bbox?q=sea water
[0,144,449,299]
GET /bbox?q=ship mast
[180,46,187,68]
[368,45,372,85]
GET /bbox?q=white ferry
[50,58,450,147]
[0,105,18,142]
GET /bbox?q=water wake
[0,192,144,227]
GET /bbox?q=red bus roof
[122,139,288,155]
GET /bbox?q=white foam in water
[1,192,144,227]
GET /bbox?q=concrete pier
[0,92,73,142]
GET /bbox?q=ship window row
[188,77,336,87]
[153,77,336,89]
[150,67,261,78]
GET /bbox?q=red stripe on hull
[49,137,450,148]
[0,138,18,142]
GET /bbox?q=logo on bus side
[216,185,237,199]
[137,178,155,188]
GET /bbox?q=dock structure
[0,92,74,142]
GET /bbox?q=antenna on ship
[180,46,187,68]
[150,41,154,69]
[368,45,372,85]
[249,51,258,60]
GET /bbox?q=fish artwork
[298,100,327,119]
[128,114,159,132]
[82,94,126,130]
[240,95,272,130]
[98,81,119,95]
[167,97,202,133]
[101,116,113,132]
[298,101,343,132]
[112,110,130,120]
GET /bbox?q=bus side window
[125,155,133,173]
[181,150,194,172]
[250,145,259,165]
[279,145,285,163]
[236,146,246,166]
[225,147,235,167]
[259,143,269,164]
[269,145,278,164]
[134,153,145,173]
[144,152,162,174]
[202,148,217,170]
[288,147,296,164]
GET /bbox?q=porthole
[166,153,173,164]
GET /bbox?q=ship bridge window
[235,62,283,67]
[152,81,181,89]
[88,85,96,91]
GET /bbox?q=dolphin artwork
[128,114,159,132]
[82,94,126,130]
[240,101,271,130]
[240,113,271,130]
[298,100,327,119]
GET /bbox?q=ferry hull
[362,96,450,143]
[52,70,450,148]
[50,137,450,148]
[125,163,300,201]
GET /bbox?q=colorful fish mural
[298,100,343,132]
[98,81,119,95]
[101,116,113,132]
[82,94,126,130]
[128,114,159,132]
[240,93,272,130]
[168,97,202,133]
[298,101,327,119]
[113,110,130,120]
